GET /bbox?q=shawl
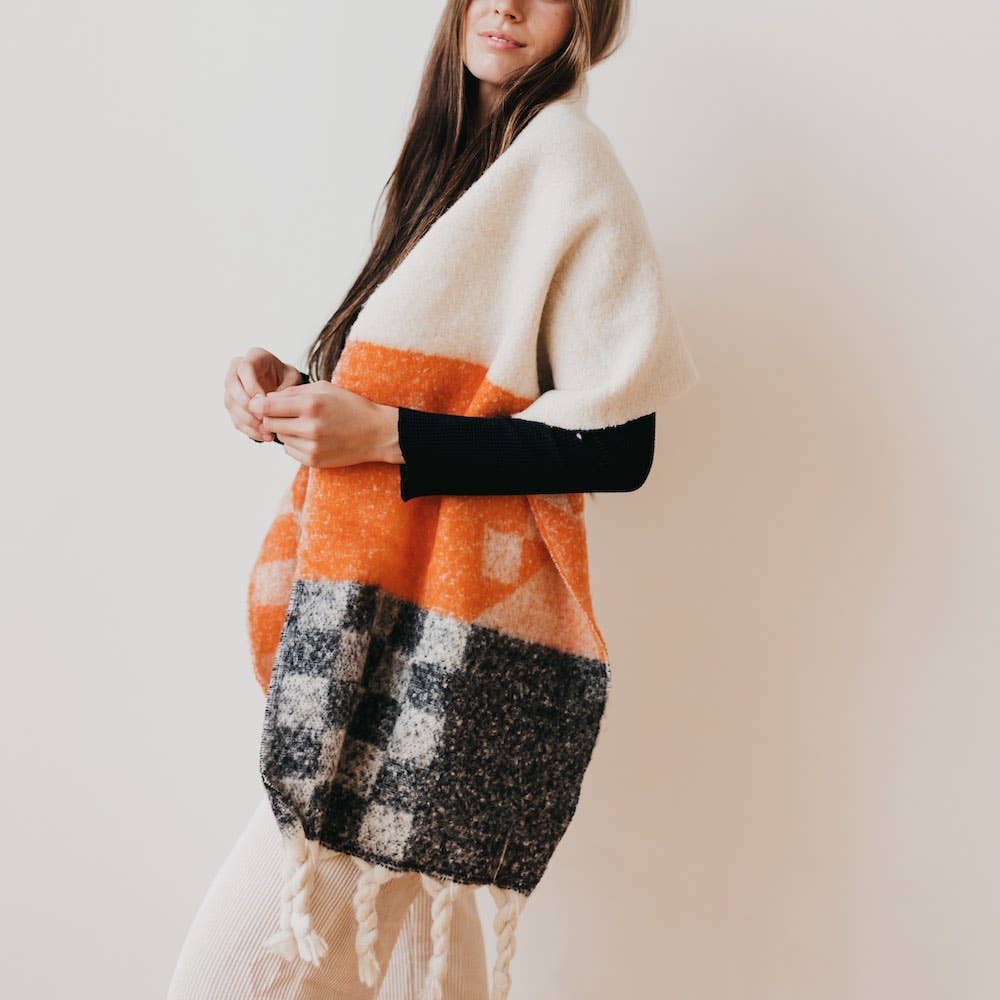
[245,74,699,999]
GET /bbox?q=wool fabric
[246,73,699,999]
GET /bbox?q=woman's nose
[493,3,522,22]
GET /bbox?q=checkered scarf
[245,76,699,998]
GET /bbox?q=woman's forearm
[293,370,655,499]
[369,402,404,466]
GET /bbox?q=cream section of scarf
[337,75,699,431]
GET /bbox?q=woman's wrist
[370,402,404,465]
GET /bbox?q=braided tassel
[351,858,404,987]
[418,874,461,1000]
[488,884,528,1000]
[263,825,330,967]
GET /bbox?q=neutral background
[1,2,997,998]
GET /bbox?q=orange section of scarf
[247,340,608,695]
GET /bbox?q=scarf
[245,74,699,999]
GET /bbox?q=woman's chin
[466,55,526,82]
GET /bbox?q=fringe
[416,873,528,1000]
[262,832,532,998]
[488,884,528,1000]
[351,857,404,986]
[262,824,330,967]
[417,873,462,1000]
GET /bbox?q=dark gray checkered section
[259,578,609,895]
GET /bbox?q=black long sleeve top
[278,370,655,501]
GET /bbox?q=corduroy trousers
[167,796,490,999]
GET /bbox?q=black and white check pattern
[259,578,609,895]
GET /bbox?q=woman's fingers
[224,358,265,435]
[229,399,274,442]
[276,432,314,465]
[225,351,304,444]
[249,383,312,415]
[243,423,274,443]
[236,357,267,400]
[249,386,321,443]
[260,414,319,441]
[224,359,249,403]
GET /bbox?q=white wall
[1,2,997,997]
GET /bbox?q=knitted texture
[246,74,699,995]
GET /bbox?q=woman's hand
[248,381,404,468]
[224,348,303,442]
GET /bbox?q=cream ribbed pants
[167,796,490,999]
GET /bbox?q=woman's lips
[479,33,525,51]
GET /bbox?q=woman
[169,2,697,998]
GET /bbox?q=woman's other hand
[224,348,302,442]
[248,382,403,468]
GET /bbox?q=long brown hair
[303,0,631,381]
